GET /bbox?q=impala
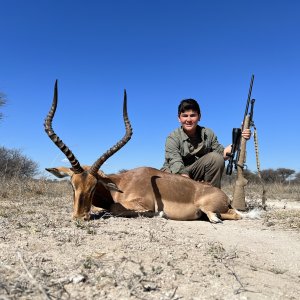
[44,81,241,223]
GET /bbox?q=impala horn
[44,80,84,174]
[89,89,133,176]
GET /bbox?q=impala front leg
[91,205,106,214]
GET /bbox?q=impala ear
[45,167,74,178]
[97,178,123,193]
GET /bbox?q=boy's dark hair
[178,99,201,116]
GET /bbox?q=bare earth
[1,195,300,300]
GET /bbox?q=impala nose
[83,214,91,221]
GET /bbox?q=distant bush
[223,167,299,185]
[0,146,39,179]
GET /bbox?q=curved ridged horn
[89,89,133,176]
[44,80,84,174]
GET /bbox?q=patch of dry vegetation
[223,181,300,231]
[264,182,300,201]
[1,177,300,299]
[263,209,300,231]
[223,181,300,203]
[0,177,70,200]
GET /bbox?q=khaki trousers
[183,152,225,188]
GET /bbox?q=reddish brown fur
[46,166,241,223]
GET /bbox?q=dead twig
[17,252,51,300]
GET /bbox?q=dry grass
[1,177,299,235]
[1,177,299,217]
[1,177,300,299]
[223,181,300,202]
[0,177,71,200]
[264,182,300,200]
[263,209,300,231]
[222,181,300,231]
[0,170,298,200]
[1,177,298,202]
[0,177,71,221]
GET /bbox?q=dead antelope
[44,81,241,223]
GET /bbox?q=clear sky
[0,0,299,177]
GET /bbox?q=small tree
[0,146,39,179]
[260,168,279,183]
[276,168,295,183]
[293,172,300,184]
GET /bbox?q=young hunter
[161,99,251,188]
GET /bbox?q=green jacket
[161,125,224,174]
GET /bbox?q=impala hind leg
[204,211,223,223]
[219,209,242,221]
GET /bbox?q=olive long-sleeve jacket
[161,125,224,174]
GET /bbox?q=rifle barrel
[249,99,255,123]
[243,74,255,124]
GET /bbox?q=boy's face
[178,109,200,135]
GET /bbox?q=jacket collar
[180,125,202,141]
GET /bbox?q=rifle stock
[231,115,250,210]
[229,75,255,211]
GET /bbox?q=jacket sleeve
[164,135,189,174]
[209,130,225,155]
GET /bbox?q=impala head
[44,80,132,220]
[70,172,98,220]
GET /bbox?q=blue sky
[0,0,299,176]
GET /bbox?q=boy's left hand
[242,128,251,140]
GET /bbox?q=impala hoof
[72,213,91,221]
[207,212,223,224]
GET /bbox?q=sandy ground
[0,195,300,300]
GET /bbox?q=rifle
[226,75,255,210]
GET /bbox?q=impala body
[44,81,241,223]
